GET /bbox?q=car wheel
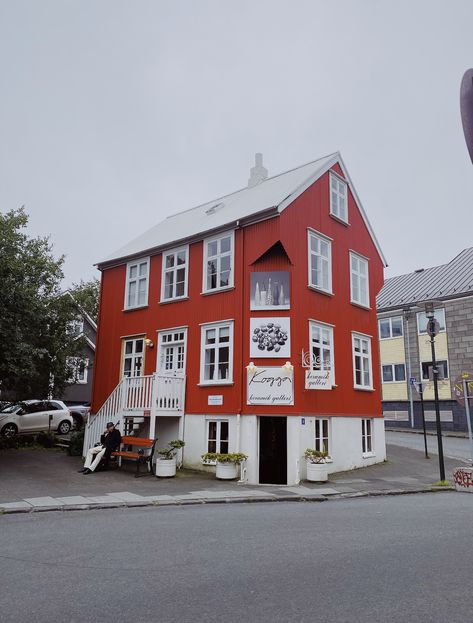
[57,420,71,435]
[1,423,18,438]
[72,414,83,431]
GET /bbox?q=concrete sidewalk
[0,444,462,514]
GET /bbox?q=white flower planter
[156,458,177,478]
[216,461,238,480]
[306,461,328,483]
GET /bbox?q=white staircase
[83,374,185,455]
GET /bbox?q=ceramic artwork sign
[305,370,332,390]
[249,317,291,358]
[250,272,290,310]
[247,367,294,405]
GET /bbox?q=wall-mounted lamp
[246,362,258,374]
[282,361,294,374]
[145,338,154,349]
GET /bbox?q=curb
[0,486,456,515]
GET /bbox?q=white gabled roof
[100,152,387,267]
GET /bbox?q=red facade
[92,164,384,421]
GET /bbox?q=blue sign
[301,418,305,425]
[409,377,417,386]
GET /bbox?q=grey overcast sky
[1,0,472,286]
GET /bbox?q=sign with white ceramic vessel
[250,271,290,310]
[247,366,294,405]
[250,318,291,358]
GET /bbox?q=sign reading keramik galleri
[247,367,294,405]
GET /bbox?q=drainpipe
[403,309,415,428]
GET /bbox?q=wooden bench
[111,436,158,478]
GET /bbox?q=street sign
[453,372,473,407]
[426,318,441,337]
[409,377,417,386]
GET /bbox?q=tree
[69,278,100,322]
[0,207,84,400]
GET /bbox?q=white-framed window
[122,337,145,377]
[352,333,373,389]
[157,329,187,376]
[125,258,150,309]
[329,172,348,222]
[417,308,446,334]
[421,360,449,381]
[203,231,234,293]
[381,363,406,383]
[315,418,330,454]
[350,252,369,308]
[309,321,335,385]
[200,321,234,384]
[207,420,229,454]
[378,316,403,339]
[66,319,84,337]
[308,230,332,293]
[66,357,88,384]
[361,419,374,456]
[161,246,188,302]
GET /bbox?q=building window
[421,360,449,381]
[200,321,234,384]
[350,252,369,308]
[417,308,446,334]
[378,316,403,339]
[161,246,188,301]
[361,419,373,455]
[125,258,150,309]
[330,172,348,222]
[309,321,334,384]
[382,363,406,383]
[122,337,145,377]
[308,231,332,293]
[203,231,234,293]
[352,333,373,389]
[315,418,330,454]
[157,330,186,376]
[207,420,229,454]
[66,357,88,384]
[66,319,84,337]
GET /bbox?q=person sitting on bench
[79,422,122,475]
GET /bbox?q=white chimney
[248,153,268,187]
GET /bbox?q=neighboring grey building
[376,247,473,432]
[62,293,97,406]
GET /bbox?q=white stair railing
[83,380,123,455]
[154,375,186,412]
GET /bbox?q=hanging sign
[247,367,294,405]
[305,370,332,390]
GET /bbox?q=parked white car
[0,400,73,437]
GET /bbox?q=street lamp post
[424,302,446,481]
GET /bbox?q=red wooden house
[85,152,387,485]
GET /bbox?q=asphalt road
[386,430,473,463]
[1,494,472,623]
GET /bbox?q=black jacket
[100,429,122,452]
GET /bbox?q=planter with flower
[304,448,330,483]
[155,439,185,478]
[201,452,248,480]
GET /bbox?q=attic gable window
[125,258,150,310]
[330,172,348,223]
[203,231,234,293]
[161,246,188,302]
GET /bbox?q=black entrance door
[259,417,287,485]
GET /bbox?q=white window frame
[350,252,370,308]
[66,357,89,384]
[352,332,373,390]
[314,418,330,455]
[421,359,449,381]
[309,320,335,385]
[381,363,406,383]
[160,246,189,302]
[378,316,404,340]
[122,336,145,378]
[66,319,84,337]
[202,231,234,294]
[416,308,446,334]
[199,321,234,385]
[329,171,348,223]
[124,257,150,310]
[361,418,374,457]
[307,230,332,294]
[156,328,187,376]
[206,420,229,455]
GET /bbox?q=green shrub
[157,439,185,460]
[68,430,85,456]
[0,434,36,451]
[36,431,57,448]
[201,452,248,465]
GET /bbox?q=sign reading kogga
[247,367,294,405]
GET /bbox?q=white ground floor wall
[179,414,386,486]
